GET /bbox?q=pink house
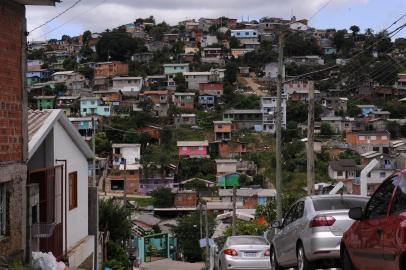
[177,140,209,158]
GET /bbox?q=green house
[34,96,56,109]
[218,173,240,188]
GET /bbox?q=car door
[285,201,305,266]
[274,203,298,265]
[382,174,406,270]
[349,176,398,270]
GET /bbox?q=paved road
[138,259,204,270]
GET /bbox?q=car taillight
[264,249,270,256]
[224,249,238,256]
[310,216,336,227]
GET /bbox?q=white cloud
[26,0,368,40]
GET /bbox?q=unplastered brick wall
[0,1,25,162]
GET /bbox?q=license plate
[244,252,257,257]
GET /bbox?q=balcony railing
[31,222,56,238]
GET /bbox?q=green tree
[320,122,334,136]
[174,73,187,92]
[78,65,94,80]
[350,25,360,37]
[238,174,250,187]
[82,30,92,45]
[150,187,175,208]
[95,132,111,156]
[104,241,128,270]
[54,83,67,94]
[387,121,400,139]
[62,57,77,70]
[224,62,238,84]
[173,211,215,262]
[229,36,240,49]
[96,30,146,61]
[339,150,361,164]
[99,198,131,243]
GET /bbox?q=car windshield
[228,237,268,245]
[312,197,368,211]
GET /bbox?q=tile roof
[328,159,359,171]
[28,109,53,141]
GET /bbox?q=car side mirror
[271,220,282,229]
[349,207,364,221]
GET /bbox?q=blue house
[80,97,111,117]
[26,69,52,86]
[231,29,258,39]
[357,105,377,117]
[198,94,217,108]
[163,63,190,75]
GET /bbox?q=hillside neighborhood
[2,0,406,269]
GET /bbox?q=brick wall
[0,1,25,162]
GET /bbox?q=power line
[38,0,108,39]
[308,0,335,21]
[29,0,82,34]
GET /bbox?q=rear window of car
[312,197,368,211]
[228,237,268,245]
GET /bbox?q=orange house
[94,61,129,78]
[346,131,390,154]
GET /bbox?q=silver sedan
[270,195,369,270]
[216,235,271,270]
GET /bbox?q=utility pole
[232,186,237,236]
[199,202,203,239]
[275,32,285,221]
[122,158,127,207]
[92,117,99,270]
[307,82,315,195]
[204,204,210,270]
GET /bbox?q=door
[285,201,305,266]
[275,202,303,265]
[382,174,406,270]
[350,176,397,270]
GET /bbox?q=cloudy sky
[26,0,406,41]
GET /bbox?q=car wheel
[270,247,284,270]
[297,244,314,270]
[341,247,354,270]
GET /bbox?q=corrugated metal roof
[28,109,53,141]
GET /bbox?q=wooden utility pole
[307,82,315,195]
[123,158,127,207]
[204,204,210,270]
[275,32,285,220]
[232,186,237,236]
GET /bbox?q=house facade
[163,63,190,75]
[214,121,232,141]
[173,92,195,109]
[177,141,209,158]
[80,97,111,117]
[139,164,177,194]
[346,131,390,154]
[27,109,95,268]
[184,72,213,91]
[223,109,263,131]
[199,83,224,97]
[112,76,143,93]
[261,96,287,133]
[94,61,129,78]
[112,144,141,168]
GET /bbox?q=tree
[99,198,131,244]
[387,121,401,139]
[350,25,360,37]
[150,187,175,208]
[173,211,215,262]
[62,57,77,70]
[320,122,334,136]
[54,83,67,94]
[95,132,111,156]
[104,241,128,270]
[82,30,92,45]
[224,62,238,84]
[174,73,187,92]
[78,65,94,80]
[238,174,250,187]
[229,36,240,49]
[96,30,146,61]
[339,150,361,164]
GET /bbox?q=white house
[52,71,86,91]
[261,96,287,133]
[263,62,285,79]
[183,72,213,90]
[112,76,143,92]
[27,109,96,269]
[112,144,141,168]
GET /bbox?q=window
[382,136,388,140]
[0,183,8,237]
[370,136,377,140]
[373,147,380,152]
[91,101,95,105]
[69,172,78,210]
[337,171,343,177]
[358,135,365,140]
[198,146,204,150]
[104,108,110,112]
[380,172,386,178]
[364,176,397,219]
[312,197,368,211]
[390,174,406,215]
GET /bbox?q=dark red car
[340,171,406,270]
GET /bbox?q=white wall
[121,146,141,164]
[53,122,90,251]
